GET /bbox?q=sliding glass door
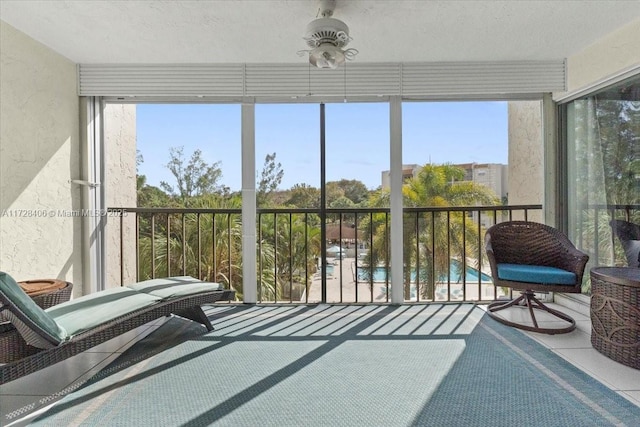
[564,76,640,286]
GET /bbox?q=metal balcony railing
[107,205,544,304]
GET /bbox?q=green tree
[160,146,227,203]
[137,194,248,300]
[595,98,640,206]
[136,152,175,249]
[335,179,370,205]
[257,152,284,207]
[365,163,500,300]
[137,175,173,208]
[325,182,345,206]
[286,183,320,208]
[329,196,356,209]
[257,212,321,301]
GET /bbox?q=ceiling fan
[298,0,358,69]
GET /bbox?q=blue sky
[136,101,507,191]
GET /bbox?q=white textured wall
[564,18,640,93]
[104,104,137,288]
[0,22,81,294]
[507,101,543,223]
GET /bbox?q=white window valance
[78,60,565,100]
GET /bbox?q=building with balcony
[382,163,507,199]
[382,162,509,228]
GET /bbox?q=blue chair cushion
[497,263,577,285]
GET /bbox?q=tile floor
[1,318,168,427]
[1,303,639,426]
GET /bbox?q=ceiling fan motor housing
[304,17,351,49]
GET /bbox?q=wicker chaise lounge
[0,272,235,384]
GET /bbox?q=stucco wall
[511,19,640,228]
[0,22,82,294]
[564,18,640,93]
[104,104,137,288]
[507,101,543,223]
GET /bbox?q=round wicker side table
[590,267,640,369]
[18,279,73,309]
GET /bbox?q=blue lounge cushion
[497,263,577,285]
[46,287,162,337]
[127,276,222,299]
[0,271,67,345]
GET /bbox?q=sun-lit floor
[1,302,639,426]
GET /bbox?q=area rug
[31,304,640,426]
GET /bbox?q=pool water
[357,260,491,283]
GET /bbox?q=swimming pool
[356,260,492,283]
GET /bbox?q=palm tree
[138,195,247,299]
[137,191,324,302]
[257,212,321,301]
[365,164,500,300]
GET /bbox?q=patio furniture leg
[175,306,214,331]
[487,292,527,311]
[524,293,539,329]
[488,290,576,334]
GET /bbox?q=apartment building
[457,163,508,203]
[381,162,508,228]
[382,163,507,198]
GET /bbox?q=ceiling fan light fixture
[309,44,345,69]
[300,0,357,69]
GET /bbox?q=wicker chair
[485,221,589,334]
[610,219,640,267]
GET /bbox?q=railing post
[197,213,202,280]
[166,213,171,277]
[135,213,140,282]
[182,213,187,275]
[119,213,124,286]
[151,214,156,278]
[304,213,309,304]
[415,211,420,302]
[289,213,293,303]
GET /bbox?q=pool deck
[305,257,504,303]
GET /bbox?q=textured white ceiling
[1,0,639,64]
